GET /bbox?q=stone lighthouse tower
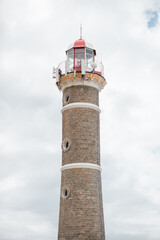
[54,35,106,240]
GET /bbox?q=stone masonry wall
[58,169,105,240]
[58,84,105,240]
[63,86,99,106]
[62,108,100,166]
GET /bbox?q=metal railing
[58,59,104,77]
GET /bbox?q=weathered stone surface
[58,83,105,240]
[63,86,99,106]
[58,169,105,240]
[62,108,100,166]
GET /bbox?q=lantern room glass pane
[67,49,74,72]
[75,48,84,67]
[75,48,84,53]
[86,48,93,67]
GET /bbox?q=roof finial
[80,24,82,39]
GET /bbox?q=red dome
[73,38,85,48]
[66,38,96,55]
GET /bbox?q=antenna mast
[80,24,82,39]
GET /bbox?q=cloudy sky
[0,0,160,239]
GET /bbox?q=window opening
[65,190,68,197]
[66,95,70,102]
[63,138,70,152]
[66,141,69,149]
[62,187,70,199]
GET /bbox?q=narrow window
[66,95,70,103]
[66,141,69,149]
[63,138,70,152]
[64,95,70,105]
[62,187,70,199]
[65,189,68,197]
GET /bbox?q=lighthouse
[53,35,106,240]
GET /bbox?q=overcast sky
[0,0,160,239]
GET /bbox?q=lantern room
[66,37,96,73]
[53,37,105,82]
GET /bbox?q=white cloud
[0,0,160,239]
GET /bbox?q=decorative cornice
[61,163,102,172]
[61,102,101,113]
[59,72,106,92]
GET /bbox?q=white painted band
[61,102,101,113]
[61,163,102,172]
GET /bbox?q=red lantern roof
[66,37,96,55]
[73,38,85,48]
